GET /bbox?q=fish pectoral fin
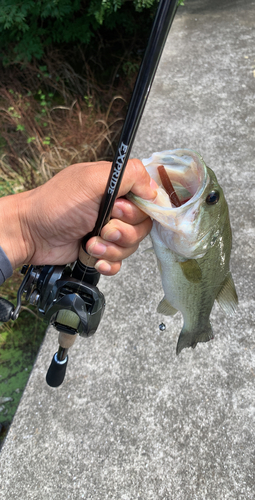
[142,246,154,254]
[157,297,178,316]
[156,257,162,275]
[216,272,238,315]
[179,259,202,283]
[176,322,214,355]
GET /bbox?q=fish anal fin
[176,322,214,355]
[179,259,202,283]
[216,272,238,315]
[157,297,178,316]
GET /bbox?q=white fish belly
[151,233,223,331]
[152,238,198,316]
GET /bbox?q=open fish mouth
[128,149,217,259]
[128,149,210,229]
[143,149,209,212]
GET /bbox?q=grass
[0,270,46,447]
[0,87,127,190]
[0,46,138,192]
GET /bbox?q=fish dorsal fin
[157,297,178,316]
[216,272,238,315]
[179,259,202,283]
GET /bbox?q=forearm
[0,191,34,270]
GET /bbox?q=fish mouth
[127,149,209,231]
[128,149,213,258]
[143,149,209,211]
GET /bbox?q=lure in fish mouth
[128,149,238,354]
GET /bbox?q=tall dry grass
[0,52,133,193]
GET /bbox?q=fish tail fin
[176,321,214,355]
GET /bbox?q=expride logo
[108,142,128,195]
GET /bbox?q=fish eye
[206,190,220,205]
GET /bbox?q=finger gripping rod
[73,0,179,279]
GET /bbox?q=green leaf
[16,124,25,132]
[27,136,35,143]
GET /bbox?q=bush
[0,0,158,64]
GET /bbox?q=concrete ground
[1,0,255,498]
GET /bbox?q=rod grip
[46,353,68,387]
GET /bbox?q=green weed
[0,271,46,447]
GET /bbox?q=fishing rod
[0,0,179,387]
[72,0,180,284]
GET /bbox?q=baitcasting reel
[0,264,105,387]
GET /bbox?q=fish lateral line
[157,165,182,207]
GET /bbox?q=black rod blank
[92,0,179,235]
[73,0,179,280]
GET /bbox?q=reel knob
[46,353,68,388]
[0,298,15,322]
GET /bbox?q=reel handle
[46,331,78,387]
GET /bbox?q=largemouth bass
[128,149,238,354]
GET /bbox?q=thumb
[118,159,158,201]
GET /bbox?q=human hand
[0,160,157,276]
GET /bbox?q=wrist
[0,191,35,270]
